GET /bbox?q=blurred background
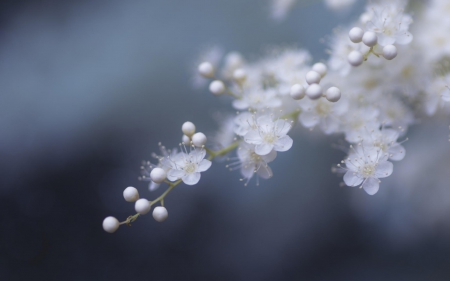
[1,0,450,280]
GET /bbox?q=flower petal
[255,143,274,155]
[375,161,393,178]
[362,177,380,195]
[149,181,161,192]
[240,165,255,179]
[343,170,364,186]
[257,164,273,179]
[273,135,293,152]
[197,159,212,172]
[167,169,185,181]
[244,130,263,145]
[182,172,201,185]
[274,119,291,136]
[262,149,277,163]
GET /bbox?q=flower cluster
[103,0,450,232]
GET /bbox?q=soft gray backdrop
[1,0,450,280]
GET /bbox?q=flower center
[250,152,262,163]
[263,133,277,144]
[184,163,197,174]
[361,164,376,177]
[316,101,331,116]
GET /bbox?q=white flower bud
[290,84,305,100]
[382,45,397,60]
[325,87,341,102]
[198,62,214,78]
[123,186,139,202]
[349,27,364,43]
[152,206,168,222]
[135,199,151,215]
[102,216,119,233]
[209,80,225,96]
[306,84,323,100]
[362,31,378,47]
[233,68,247,82]
[192,132,207,147]
[182,121,196,137]
[150,167,166,184]
[312,63,327,77]
[306,71,321,85]
[182,134,190,145]
[348,50,363,67]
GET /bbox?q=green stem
[206,141,240,161]
[281,109,301,121]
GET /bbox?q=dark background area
[1,0,450,280]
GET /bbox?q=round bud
[209,80,225,96]
[198,62,214,78]
[123,186,139,202]
[348,27,364,43]
[233,68,247,82]
[382,45,397,60]
[102,216,119,233]
[150,167,166,184]
[152,206,169,222]
[135,199,151,215]
[312,63,327,77]
[290,84,305,100]
[182,121,196,137]
[325,87,341,102]
[362,31,378,47]
[305,71,321,85]
[347,50,364,67]
[182,134,190,145]
[192,132,207,147]
[306,84,323,100]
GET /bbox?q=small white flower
[343,145,393,195]
[341,106,380,143]
[244,115,293,155]
[234,112,256,136]
[365,3,413,46]
[233,142,277,185]
[299,97,348,134]
[167,149,212,185]
[362,128,406,161]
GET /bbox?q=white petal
[182,172,201,185]
[300,112,319,128]
[167,169,185,181]
[274,119,291,136]
[244,130,263,145]
[261,149,277,163]
[255,143,274,155]
[273,135,293,152]
[388,144,405,161]
[382,129,399,143]
[197,159,212,172]
[149,181,161,191]
[395,31,413,45]
[343,170,364,186]
[377,34,395,46]
[240,164,255,179]
[190,148,206,162]
[257,164,273,179]
[257,115,274,130]
[362,177,380,195]
[375,161,393,178]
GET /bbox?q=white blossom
[244,115,293,155]
[342,145,393,195]
[167,149,212,185]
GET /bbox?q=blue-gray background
[1,0,450,280]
